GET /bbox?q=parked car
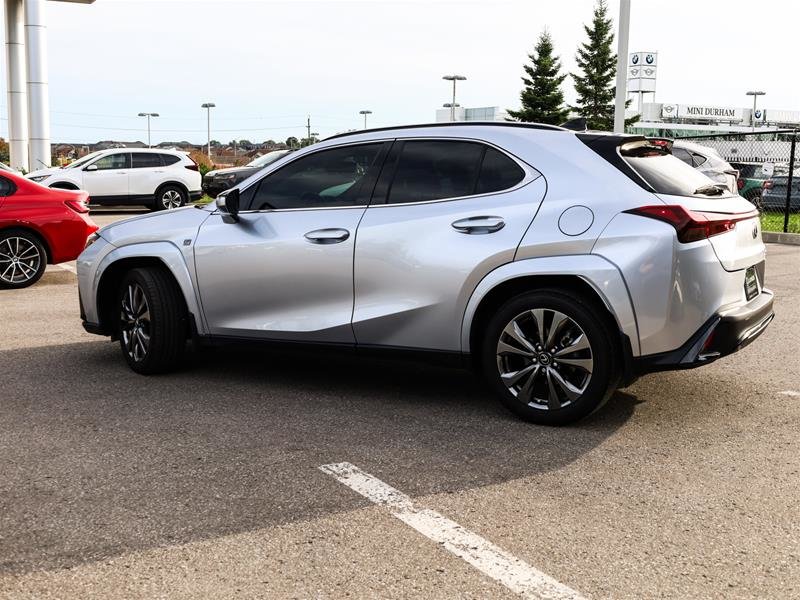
[1,169,98,289]
[729,162,766,208]
[0,161,18,173]
[25,148,202,210]
[77,123,773,425]
[202,150,293,198]
[671,140,739,194]
[761,173,800,211]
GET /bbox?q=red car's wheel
[0,229,47,289]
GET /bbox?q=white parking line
[779,390,800,397]
[56,263,76,274]
[320,462,586,600]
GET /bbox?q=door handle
[304,228,350,244]
[451,216,505,234]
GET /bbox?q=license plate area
[745,266,759,301]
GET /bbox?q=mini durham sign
[661,103,744,122]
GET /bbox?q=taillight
[737,178,745,190]
[763,180,773,189]
[624,205,756,243]
[65,199,89,214]
[185,164,199,171]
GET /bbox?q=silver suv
[77,123,774,425]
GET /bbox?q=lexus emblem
[752,225,759,239]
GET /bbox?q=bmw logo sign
[646,54,655,64]
[755,109,763,119]
[632,54,640,64]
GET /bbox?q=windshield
[66,151,104,169]
[247,150,290,168]
[622,145,733,198]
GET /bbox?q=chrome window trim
[225,135,540,215]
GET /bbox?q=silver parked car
[77,123,773,425]
[671,139,739,194]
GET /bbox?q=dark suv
[202,150,292,198]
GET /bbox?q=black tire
[153,185,187,211]
[0,229,47,289]
[481,289,618,425]
[117,267,187,374]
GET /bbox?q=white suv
[27,148,202,210]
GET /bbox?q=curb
[763,231,800,246]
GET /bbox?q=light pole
[311,132,319,145]
[359,109,372,129]
[613,0,631,133]
[746,91,766,131]
[442,74,466,122]
[442,102,460,120]
[137,112,159,148]
[201,102,215,160]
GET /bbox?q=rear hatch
[619,138,764,272]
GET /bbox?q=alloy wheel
[120,282,151,363]
[0,236,42,286]
[496,308,593,411]
[161,189,183,209]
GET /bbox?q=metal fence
[675,130,799,234]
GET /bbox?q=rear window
[621,142,732,198]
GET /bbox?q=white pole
[24,0,51,169]
[5,0,29,171]
[147,115,151,148]
[206,107,211,158]
[613,0,631,133]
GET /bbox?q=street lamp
[359,109,372,129]
[311,132,319,145]
[746,91,766,131]
[442,74,466,122]
[201,102,216,159]
[137,112,159,148]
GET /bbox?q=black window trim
[235,140,392,214]
[369,136,535,208]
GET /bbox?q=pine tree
[507,30,568,125]
[571,0,618,131]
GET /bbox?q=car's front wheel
[0,229,47,289]
[118,267,187,374]
[482,290,618,425]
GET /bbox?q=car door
[193,141,388,342]
[81,152,130,201]
[352,138,545,352]
[129,152,165,198]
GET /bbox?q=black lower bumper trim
[81,320,105,336]
[634,289,774,375]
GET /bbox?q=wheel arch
[155,181,189,200]
[93,243,203,338]
[462,255,640,360]
[0,223,53,263]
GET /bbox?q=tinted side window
[476,148,525,194]
[0,176,16,196]
[387,141,483,204]
[672,147,694,166]
[131,153,163,168]
[248,143,382,211]
[161,154,181,166]
[93,153,130,170]
[691,153,708,167]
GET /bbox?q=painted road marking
[320,462,586,600]
[779,390,800,397]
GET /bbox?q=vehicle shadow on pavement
[0,340,638,575]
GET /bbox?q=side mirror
[217,188,240,223]
[85,164,98,172]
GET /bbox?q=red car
[0,169,98,289]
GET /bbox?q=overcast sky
[0,0,797,145]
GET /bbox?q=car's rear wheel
[482,290,618,425]
[0,229,47,289]
[153,185,186,211]
[118,267,186,374]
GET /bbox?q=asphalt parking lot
[1,210,799,599]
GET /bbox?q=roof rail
[325,121,567,141]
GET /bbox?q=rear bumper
[634,289,774,374]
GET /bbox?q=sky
[0,0,797,146]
